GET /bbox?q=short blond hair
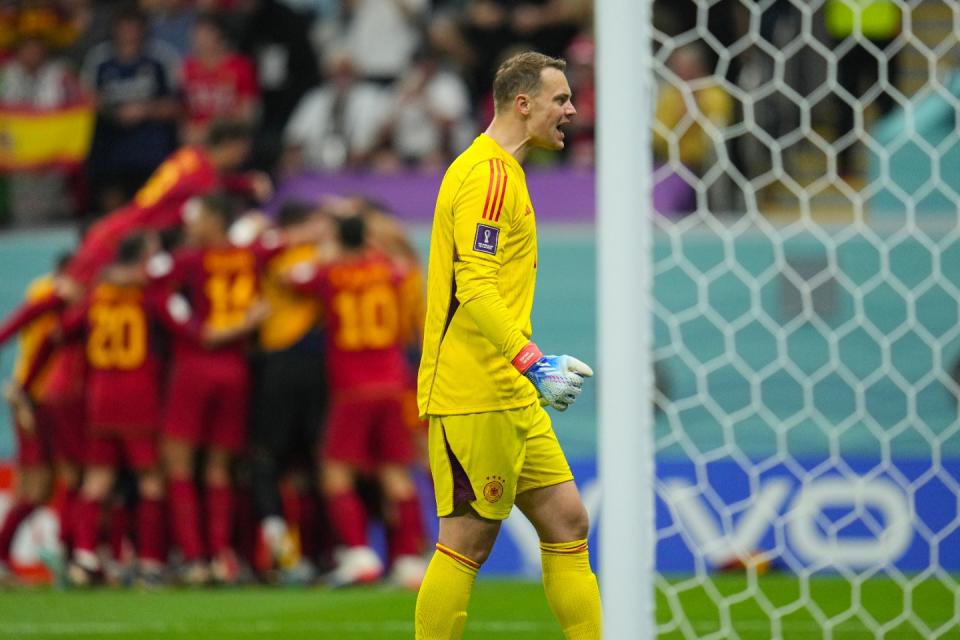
[492,51,567,114]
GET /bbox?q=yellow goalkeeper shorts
[428,402,574,520]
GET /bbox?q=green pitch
[0,575,955,639]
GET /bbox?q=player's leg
[0,409,54,574]
[55,459,81,554]
[0,463,51,577]
[134,467,166,585]
[162,436,206,578]
[515,405,601,640]
[127,434,166,585]
[205,366,252,584]
[204,446,239,584]
[416,507,499,640]
[69,460,117,586]
[249,351,297,570]
[296,367,334,575]
[320,395,384,584]
[379,463,426,588]
[322,459,383,585]
[103,472,136,587]
[162,363,212,581]
[416,411,525,640]
[48,361,87,557]
[375,395,427,588]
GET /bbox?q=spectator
[140,0,198,58]
[429,0,590,103]
[562,32,595,167]
[653,43,733,215]
[58,0,125,68]
[825,0,902,179]
[377,46,474,171]
[231,0,321,172]
[341,0,428,85]
[281,52,390,173]
[82,5,180,216]
[0,29,83,224]
[180,13,258,145]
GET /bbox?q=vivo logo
[662,476,914,569]
[497,474,914,575]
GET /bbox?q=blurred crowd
[0,0,595,226]
[0,0,910,225]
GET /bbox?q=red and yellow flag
[0,102,94,171]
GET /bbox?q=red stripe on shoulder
[481,159,495,219]
[494,159,508,221]
[489,160,502,221]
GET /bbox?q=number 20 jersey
[67,282,181,432]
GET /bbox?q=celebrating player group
[0,120,430,590]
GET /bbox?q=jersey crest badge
[474,223,500,255]
[483,475,505,503]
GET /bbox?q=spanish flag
[0,101,94,171]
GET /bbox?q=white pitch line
[1,619,955,638]
[0,620,552,636]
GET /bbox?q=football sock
[58,487,78,549]
[298,493,321,560]
[540,539,602,640]
[108,503,130,562]
[0,502,35,563]
[415,544,479,640]
[137,498,166,564]
[71,497,102,555]
[232,487,256,565]
[168,478,204,561]
[206,484,233,555]
[328,491,368,548]
[389,495,425,558]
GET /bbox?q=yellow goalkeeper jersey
[418,134,539,416]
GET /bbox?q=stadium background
[2,0,960,638]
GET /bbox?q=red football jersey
[298,252,409,393]
[67,146,219,285]
[182,54,258,126]
[148,242,278,364]
[60,282,193,433]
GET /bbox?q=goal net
[648,1,960,637]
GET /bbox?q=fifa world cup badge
[474,223,500,255]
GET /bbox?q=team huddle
[0,120,429,589]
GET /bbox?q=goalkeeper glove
[512,343,594,411]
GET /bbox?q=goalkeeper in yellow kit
[415,51,602,640]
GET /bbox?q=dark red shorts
[86,431,159,471]
[86,369,161,433]
[322,391,415,466]
[44,345,87,463]
[48,396,86,464]
[163,357,250,452]
[15,404,54,466]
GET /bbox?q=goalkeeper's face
[527,67,576,151]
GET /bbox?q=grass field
[0,575,956,639]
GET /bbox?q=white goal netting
[648,1,960,637]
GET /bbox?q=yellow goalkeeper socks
[415,543,480,640]
[540,539,603,640]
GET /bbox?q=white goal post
[598,1,960,638]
